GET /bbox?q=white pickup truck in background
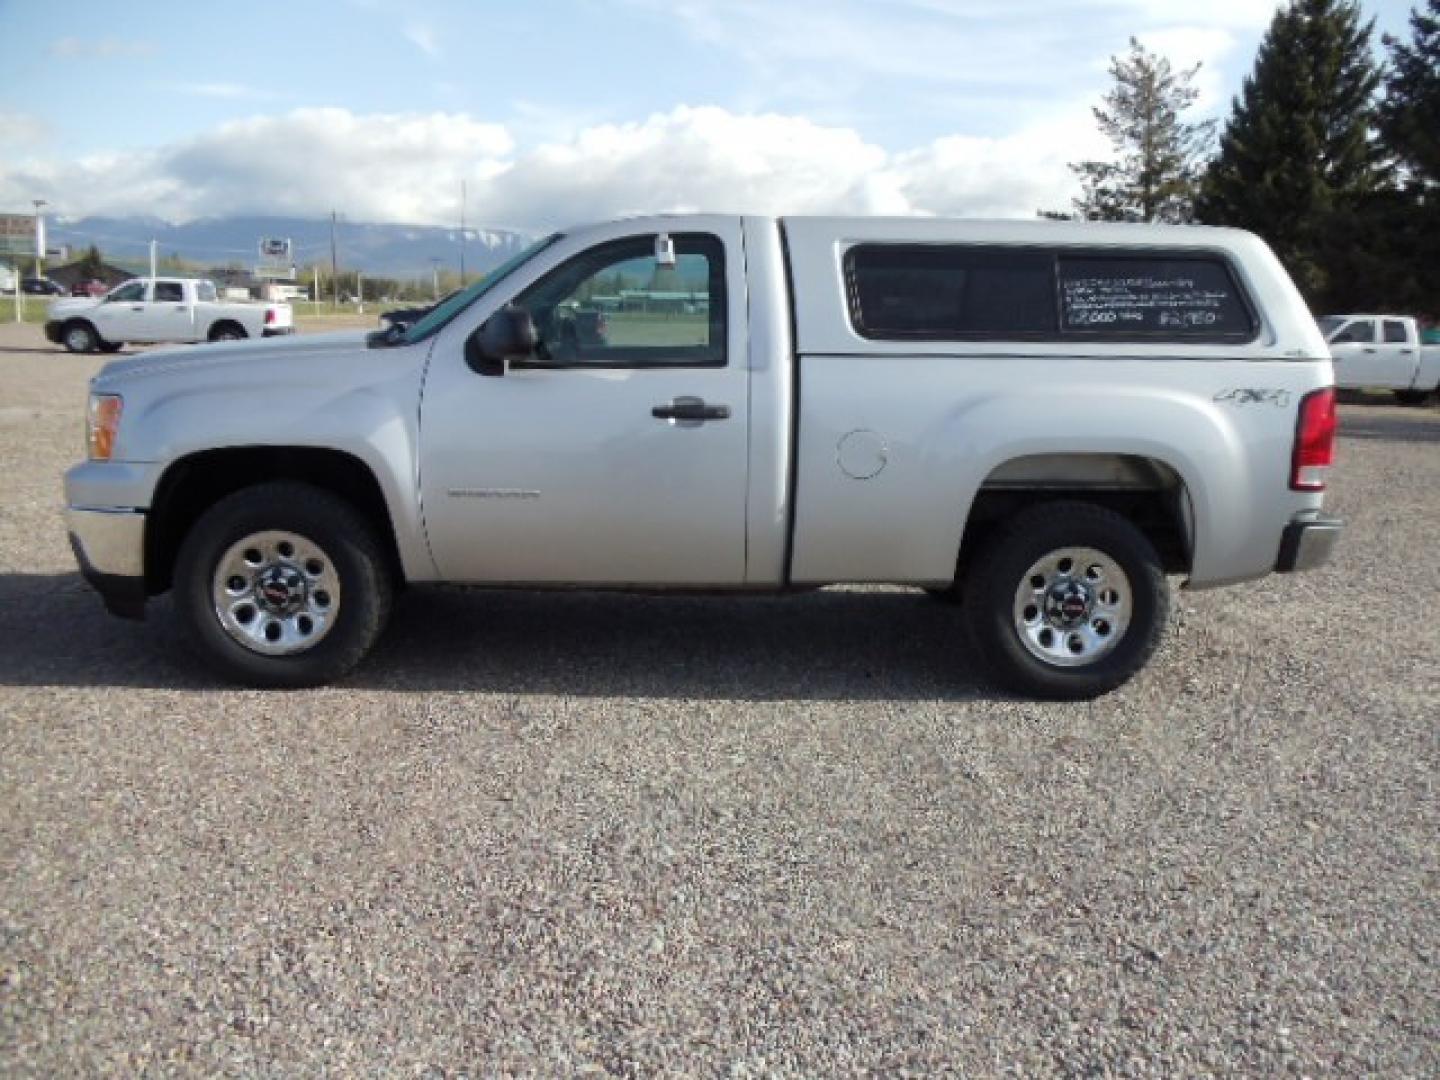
[1318,314,1440,404]
[45,277,293,353]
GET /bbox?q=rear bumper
[262,327,294,337]
[1275,512,1343,572]
[66,506,147,619]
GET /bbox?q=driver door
[1328,317,1384,387]
[418,225,751,585]
[89,280,148,341]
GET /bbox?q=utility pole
[149,239,157,281]
[357,271,364,314]
[32,199,47,280]
[458,179,466,285]
[330,210,340,308]
[430,257,441,300]
[312,266,320,313]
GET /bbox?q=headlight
[86,393,123,461]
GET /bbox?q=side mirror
[466,303,538,376]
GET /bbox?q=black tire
[61,320,98,353]
[172,482,393,688]
[962,501,1169,700]
[209,322,247,342]
[97,340,123,353]
[923,584,962,604]
[1394,389,1432,406]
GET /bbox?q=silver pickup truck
[64,215,1342,699]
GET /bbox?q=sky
[0,0,1419,232]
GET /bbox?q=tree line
[64,243,467,303]
[1054,0,1439,318]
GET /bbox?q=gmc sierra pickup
[64,215,1342,698]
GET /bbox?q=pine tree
[1197,0,1384,303]
[1380,0,1440,189]
[1068,38,1216,223]
[76,244,105,278]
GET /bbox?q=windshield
[1315,316,1346,339]
[400,233,562,344]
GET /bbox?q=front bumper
[66,506,147,619]
[262,327,295,337]
[1275,511,1343,572]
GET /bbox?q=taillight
[1291,387,1337,491]
[264,308,276,325]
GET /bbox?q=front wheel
[61,321,98,353]
[963,501,1169,700]
[172,482,393,687]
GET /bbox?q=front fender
[98,348,437,581]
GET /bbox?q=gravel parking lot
[1,321,1436,1075]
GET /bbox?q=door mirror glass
[467,303,538,376]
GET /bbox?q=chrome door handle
[652,396,730,422]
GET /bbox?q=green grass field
[3,295,50,324]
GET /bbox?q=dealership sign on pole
[256,237,295,280]
[0,213,37,259]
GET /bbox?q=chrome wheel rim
[211,530,341,656]
[1012,546,1132,668]
[65,327,91,351]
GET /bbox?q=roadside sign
[257,237,295,280]
[0,213,36,258]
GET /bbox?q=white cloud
[0,109,48,147]
[168,82,278,101]
[1133,27,1239,111]
[403,22,440,56]
[893,110,1109,219]
[49,37,155,58]
[0,104,1113,229]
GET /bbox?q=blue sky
[0,0,1419,228]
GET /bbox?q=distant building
[49,258,144,291]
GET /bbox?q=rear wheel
[61,321,98,353]
[209,322,246,342]
[963,501,1169,700]
[173,482,393,687]
[1394,389,1432,406]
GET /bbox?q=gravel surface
[1,322,1436,1075]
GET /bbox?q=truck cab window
[110,282,146,302]
[1331,320,1375,344]
[1383,320,1408,343]
[153,282,184,302]
[514,233,726,367]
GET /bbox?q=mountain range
[47,215,536,279]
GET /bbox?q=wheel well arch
[144,447,403,594]
[207,319,247,340]
[60,317,97,334]
[958,453,1193,580]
